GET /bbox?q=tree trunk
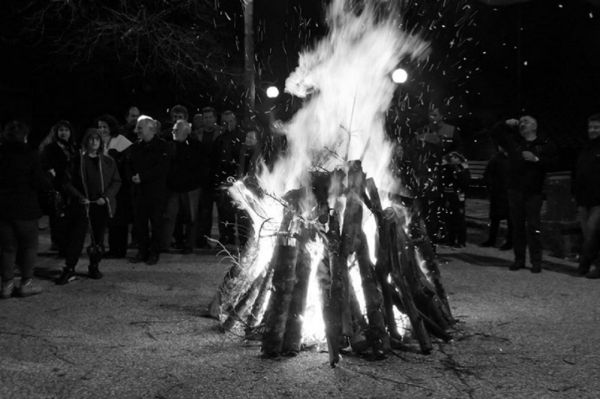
[243,0,256,120]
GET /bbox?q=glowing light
[266,86,280,98]
[391,68,408,84]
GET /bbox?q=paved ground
[1,220,599,398]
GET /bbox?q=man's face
[245,131,257,147]
[429,109,442,125]
[172,122,189,142]
[126,107,140,126]
[136,120,155,142]
[192,115,204,131]
[222,114,237,132]
[57,126,71,142]
[589,121,600,140]
[203,112,217,128]
[171,112,187,123]
[519,116,537,137]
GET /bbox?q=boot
[530,263,542,274]
[145,252,159,266]
[509,261,524,271]
[1,279,15,299]
[585,267,600,279]
[88,263,103,280]
[55,266,76,285]
[17,278,42,297]
[128,252,148,264]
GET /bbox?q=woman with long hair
[95,114,133,258]
[39,120,78,254]
[56,129,121,285]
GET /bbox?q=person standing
[126,116,170,265]
[480,145,513,250]
[55,129,121,285]
[39,120,78,254]
[161,120,202,254]
[573,113,600,278]
[440,152,470,247]
[120,106,141,143]
[96,114,133,258]
[235,127,262,248]
[195,106,221,248]
[491,116,557,273]
[415,106,462,243]
[213,110,244,246]
[0,121,50,298]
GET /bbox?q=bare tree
[8,0,242,89]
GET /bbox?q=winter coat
[212,128,244,188]
[40,141,76,192]
[484,151,510,219]
[490,121,557,196]
[63,152,121,217]
[125,136,170,199]
[440,163,470,197]
[0,142,50,220]
[573,138,600,207]
[167,139,203,193]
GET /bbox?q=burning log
[217,162,456,362]
[261,243,299,357]
[282,234,312,355]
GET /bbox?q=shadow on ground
[441,252,578,276]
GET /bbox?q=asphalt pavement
[0,218,599,398]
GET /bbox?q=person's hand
[132,174,141,184]
[80,198,90,205]
[48,169,56,177]
[506,118,519,127]
[96,197,106,206]
[521,150,539,162]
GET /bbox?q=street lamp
[391,68,408,84]
[266,86,280,99]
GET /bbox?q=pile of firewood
[213,161,455,367]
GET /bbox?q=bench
[467,160,488,197]
[468,160,488,182]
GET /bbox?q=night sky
[1,0,599,165]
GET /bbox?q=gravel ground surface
[1,228,599,399]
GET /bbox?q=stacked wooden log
[217,161,455,366]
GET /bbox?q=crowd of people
[1,103,599,299]
[396,107,600,279]
[0,105,263,296]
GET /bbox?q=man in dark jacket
[491,116,557,273]
[127,116,170,265]
[213,110,244,246]
[193,106,221,248]
[573,113,600,278]
[161,120,202,254]
[0,121,50,298]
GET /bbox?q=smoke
[258,0,429,197]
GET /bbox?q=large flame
[228,0,429,344]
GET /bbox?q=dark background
[1,0,599,167]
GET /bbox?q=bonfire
[211,0,455,366]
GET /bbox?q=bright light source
[266,86,280,98]
[391,68,408,84]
